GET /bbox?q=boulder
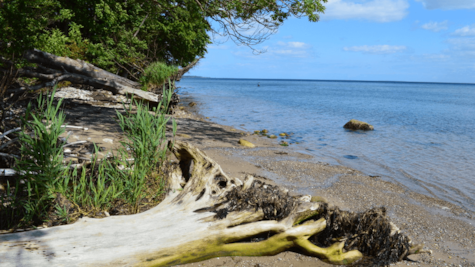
[239,139,256,148]
[343,119,374,131]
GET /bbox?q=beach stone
[102,138,114,144]
[261,129,268,134]
[268,135,277,139]
[279,133,287,137]
[280,141,289,146]
[343,119,374,131]
[254,130,260,134]
[177,133,191,138]
[188,102,196,107]
[239,139,256,148]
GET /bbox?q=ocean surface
[177,78,475,213]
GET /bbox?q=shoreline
[175,93,475,266]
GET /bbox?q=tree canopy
[0,0,327,79]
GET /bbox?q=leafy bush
[139,62,178,90]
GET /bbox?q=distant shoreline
[182,76,475,86]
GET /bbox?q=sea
[177,78,475,214]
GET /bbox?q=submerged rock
[343,119,374,131]
[239,139,256,148]
[280,141,289,146]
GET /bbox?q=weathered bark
[174,58,201,81]
[2,50,161,103]
[0,142,426,266]
[16,72,160,104]
[23,49,141,89]
[3,50,198,104]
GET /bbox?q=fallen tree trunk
[23,49,141,89]
[1,49,194,104]
[15,72,160,104]
[0,142,427,266]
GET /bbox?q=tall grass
[139,62,178,90]
[114,84,177,212]
[0,84,176,229]
[14,88,68,224]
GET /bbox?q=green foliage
[0,0,328,75]
[117,83,177,170]
[55,204,70,223]
[0,0,211,74]
[140,62,178,90]
[13,88,68,224]
[1,84,176,229]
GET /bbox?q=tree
[0,0,210,78]
[1,0,328,75]
[200,0,328,48]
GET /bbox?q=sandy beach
[172,96,475,267]
[15,87,472,267]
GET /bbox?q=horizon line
[182,76,475,86]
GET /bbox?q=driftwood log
[1,49,199,104]
[0,142,426,266]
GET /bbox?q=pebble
[102,138,113,144]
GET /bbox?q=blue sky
[187,0,475,83]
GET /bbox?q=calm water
[177,78,475,213]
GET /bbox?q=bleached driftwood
[0,142,425,266]
[2,49,160,103]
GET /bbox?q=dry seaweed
[312,206,411,266]
[215,180,297,220]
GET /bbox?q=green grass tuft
[139,62,178,91]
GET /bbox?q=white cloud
[274,41,312,57]
[232,41,313,59]
[423,54,451,60]
[453,25,475,36]
[415,0,475,10]
[208,45,229,50]
[343,45,407,54]
[448,38,475,50]
[278,41,309,49]
[322,0,409,22]
[421,20,448,32]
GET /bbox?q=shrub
[139,62,178,90]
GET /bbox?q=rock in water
[344,119,374,131]
[239,139,256,148]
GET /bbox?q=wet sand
[174,98,475,267]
